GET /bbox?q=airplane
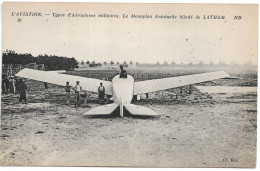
[16,68,231,117]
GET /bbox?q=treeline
[81,60,129,67]
[2,50,79,70]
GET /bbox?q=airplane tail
[124,104,159,116]
[83,103,119,116]
[83,103,159,117]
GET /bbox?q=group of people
[2,74,28,104]
[64,81,106,107]
[66,65,126,106]
[65,81,82,106]
[3,66,127,106]
[2,75,18,94]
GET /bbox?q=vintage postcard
[0,2,258,167]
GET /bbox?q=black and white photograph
[0,2,258,168]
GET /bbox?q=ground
[0,66,257,167]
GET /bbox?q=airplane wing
[16,68,113,95]
[133,71,230,95]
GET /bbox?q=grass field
[66,65,257,85]
[1,65,257,167]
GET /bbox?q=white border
[0,0,259,171]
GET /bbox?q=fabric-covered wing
[16,68,113,95]
[133,71,230,95]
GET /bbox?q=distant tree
[2,50,79,70]
[130,61,133,66]
[81,60,84,65]
[70,57,79,70]
[110,61,114,66]
[104,61,107,67]
[218,60,226,66]
[163,61,168,65]
[89,61,102,68]
[86,61,90,65]
[122,61,128,67]
[171,61,176,65]
[117,62,120,65]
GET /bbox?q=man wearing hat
[65,81,72,105]
[73,81,82,106]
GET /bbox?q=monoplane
[16,68,230,117]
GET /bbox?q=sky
[2,3,258,65]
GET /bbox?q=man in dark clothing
[65,81,72,105]
[15,77,19,94]
[44,82,48,91]
[2,75,7,94]
[119,65,127,78]
[9,76,15,93]
[19,80,28,104]
[2,76,10,94]
[98,82,105,104]
[16,78,23,94]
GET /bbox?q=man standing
[44,82,48,91]
[73,81,82,107]
[3,76,10,94]
[98,82,105,104]
[16,78,23,94]
[2,74,7,94]
[65,81,72,105]
[9,76,16,93]
[19,79,28,104]
[14,77,19,94]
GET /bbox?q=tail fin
[124,104,159,116]
[83,103,118,116]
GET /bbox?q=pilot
[119,65,127,78]
[98,82,105,104]
[73,81,82,107]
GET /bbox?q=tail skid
[120,101,124,117]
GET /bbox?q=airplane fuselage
[112,75,134,117]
